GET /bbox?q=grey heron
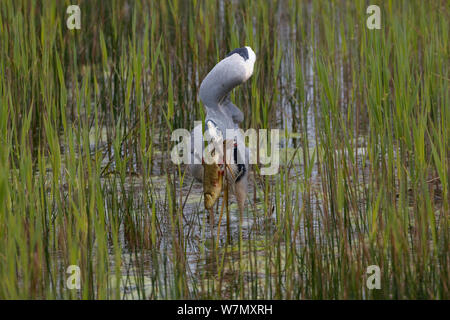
[190,46,256,215]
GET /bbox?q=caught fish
[203,162,223,209]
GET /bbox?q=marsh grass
[0,0,448,299]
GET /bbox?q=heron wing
[222,94,244,125]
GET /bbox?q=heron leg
[216,188,225,250]
[208,207,215,240]
[225,179,231,244]
[234,175,248,217]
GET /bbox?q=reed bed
[0,0,448,299]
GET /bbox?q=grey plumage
[199,46,255,137]
[189,46,256,213]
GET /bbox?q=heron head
[225,46,256,81]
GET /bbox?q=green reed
[0,0,448,299]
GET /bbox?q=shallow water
[90,2,357,299]
[12,0,444,300]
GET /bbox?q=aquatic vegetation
[0,0,448,299]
